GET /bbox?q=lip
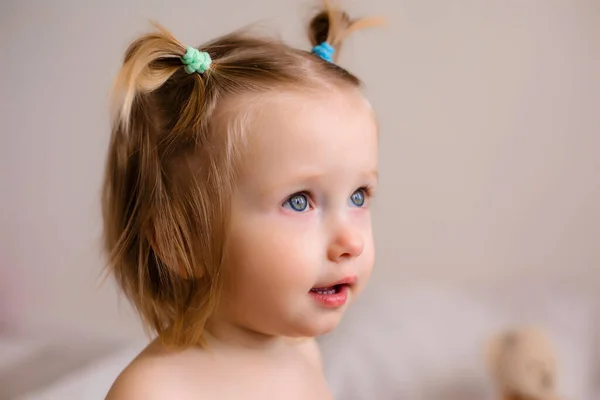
[333,275,358,286]
[309,284,350,308]
[308,275,357,308]
[312,275,358,290]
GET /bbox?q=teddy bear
[484,326,566,400]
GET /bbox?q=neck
[204,317,286,352]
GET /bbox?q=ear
[484,330,519,373]
[503,332,518,347]
[484,333,503,373]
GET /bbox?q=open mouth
[310,284,346,295]
[309,276,356,308]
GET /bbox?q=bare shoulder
[296,337,324,372]
[105,357,173,400]
[105,340,216,400]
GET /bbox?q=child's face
[219,87,378,339]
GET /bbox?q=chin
[290,310,345,338]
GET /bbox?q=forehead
[234,88,378,181]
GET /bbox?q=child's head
[102,4,381,347]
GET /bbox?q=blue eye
[285,194,309,212]
[350,189,366,207]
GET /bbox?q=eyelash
[283,185,374,208]
[357,185,374,199]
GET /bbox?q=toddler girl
[103,3,381,399]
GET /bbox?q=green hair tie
[181,46,212,74]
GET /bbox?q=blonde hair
[102,2,382,347]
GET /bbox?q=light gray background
[1,0,599,342]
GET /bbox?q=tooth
[312,287,337,295]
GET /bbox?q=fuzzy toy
[485,326,567,400]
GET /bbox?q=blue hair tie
[312,42,334,63]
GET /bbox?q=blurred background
[1,0,599,399]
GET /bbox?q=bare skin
[106,87,377,399]
[106,336,330,400]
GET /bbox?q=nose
[327,228,364,262]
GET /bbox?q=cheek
[224,216,321,289]
[356,235,375,288]
[355,212,375,269]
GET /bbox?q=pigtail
[110,22,195,130]
[103,22,221,346]
[308,0,385,63]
